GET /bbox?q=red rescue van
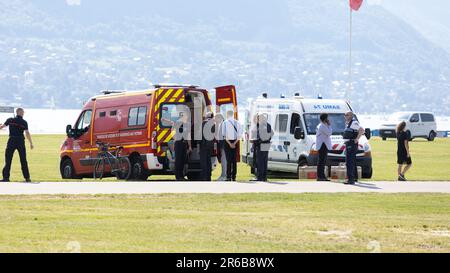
[60,84,238,180]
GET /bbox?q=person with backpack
[343,111,365,185]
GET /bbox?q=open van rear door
[215,85,240,162]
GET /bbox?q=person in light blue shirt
[316,113,333,181]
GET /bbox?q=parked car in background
[379,112,437,141]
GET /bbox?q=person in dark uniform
[343,112,365,185]
[164,112,192,181]
[0,108,34,182]
[254,114,273,182]
[200,112,215,181]
[249,114,259,181]
[396,121,412,181]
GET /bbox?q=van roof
[393,111,435,115]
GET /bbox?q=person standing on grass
[215,113,227,181]
[249,114,259,181]
[0,108,33,183]
[222,110,242,181]
[396,121,412,181]
[316,113,332,181]
[343,111,364,185]
[200,112,215,181]
[254,114,273,182]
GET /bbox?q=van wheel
[428,131,436,142]
[382,137,387,141]
[362,167,373,179]
[60,158,80,179]
[129,156,149,181]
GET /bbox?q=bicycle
[94,141,131,180]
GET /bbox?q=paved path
[0,181,450,195]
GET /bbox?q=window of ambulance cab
[290,113,301,134]
[76,110,92,133]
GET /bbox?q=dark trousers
[174,141,187,180]
[317,144,329,179]
[200,143,213,181]
[256,146,269,181]
[2,137,30,180]
[224,141,237,181]
[345,141,357,182]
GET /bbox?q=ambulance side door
[215,85,240,161]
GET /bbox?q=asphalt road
[1,181,450,195]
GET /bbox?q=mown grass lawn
[0,193,448,253]
[0,135,448,182]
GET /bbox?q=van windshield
[304,113,349,135]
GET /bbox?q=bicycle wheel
[115,157,131,180]
[94,158,105,180]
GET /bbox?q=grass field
[0,193,448,253]
[0,135,449,182]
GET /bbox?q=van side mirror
[294,127,305,140]
[66,125,72,137]
[365,128,371,140]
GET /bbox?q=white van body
[242,96,373,178]
[379,112,437,141]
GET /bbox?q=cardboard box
[299,166,329,180]
[330,165,362,180]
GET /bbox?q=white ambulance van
[242,94,373,178]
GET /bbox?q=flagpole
[347,7,353,100]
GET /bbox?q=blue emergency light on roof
[318,94,323,99]
[280,94,286,98]
[262,93,268,99]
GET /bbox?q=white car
[379,112,437,141]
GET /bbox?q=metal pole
[348,7,353,100]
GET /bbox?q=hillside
[0,0,449,114]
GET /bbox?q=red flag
[349,0,363,11]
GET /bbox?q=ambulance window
[99,112,106,118]
[137,107,147,125]
[290,113,301,134]
[110,110,117,116]
[76,110,92,131]
[128,106,147,126]
[161,104,181,128]
[275,114,289,133]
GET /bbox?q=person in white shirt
[343,111,365,185]
[214,113,227,181]
[221,110,243,181]
[316,113,333,181]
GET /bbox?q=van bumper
[307,154,373,178]
[379,129,397,139]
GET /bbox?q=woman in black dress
[396,121,412,181]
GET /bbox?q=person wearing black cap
[0,108,34,182]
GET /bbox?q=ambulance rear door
[215,85,240,162]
